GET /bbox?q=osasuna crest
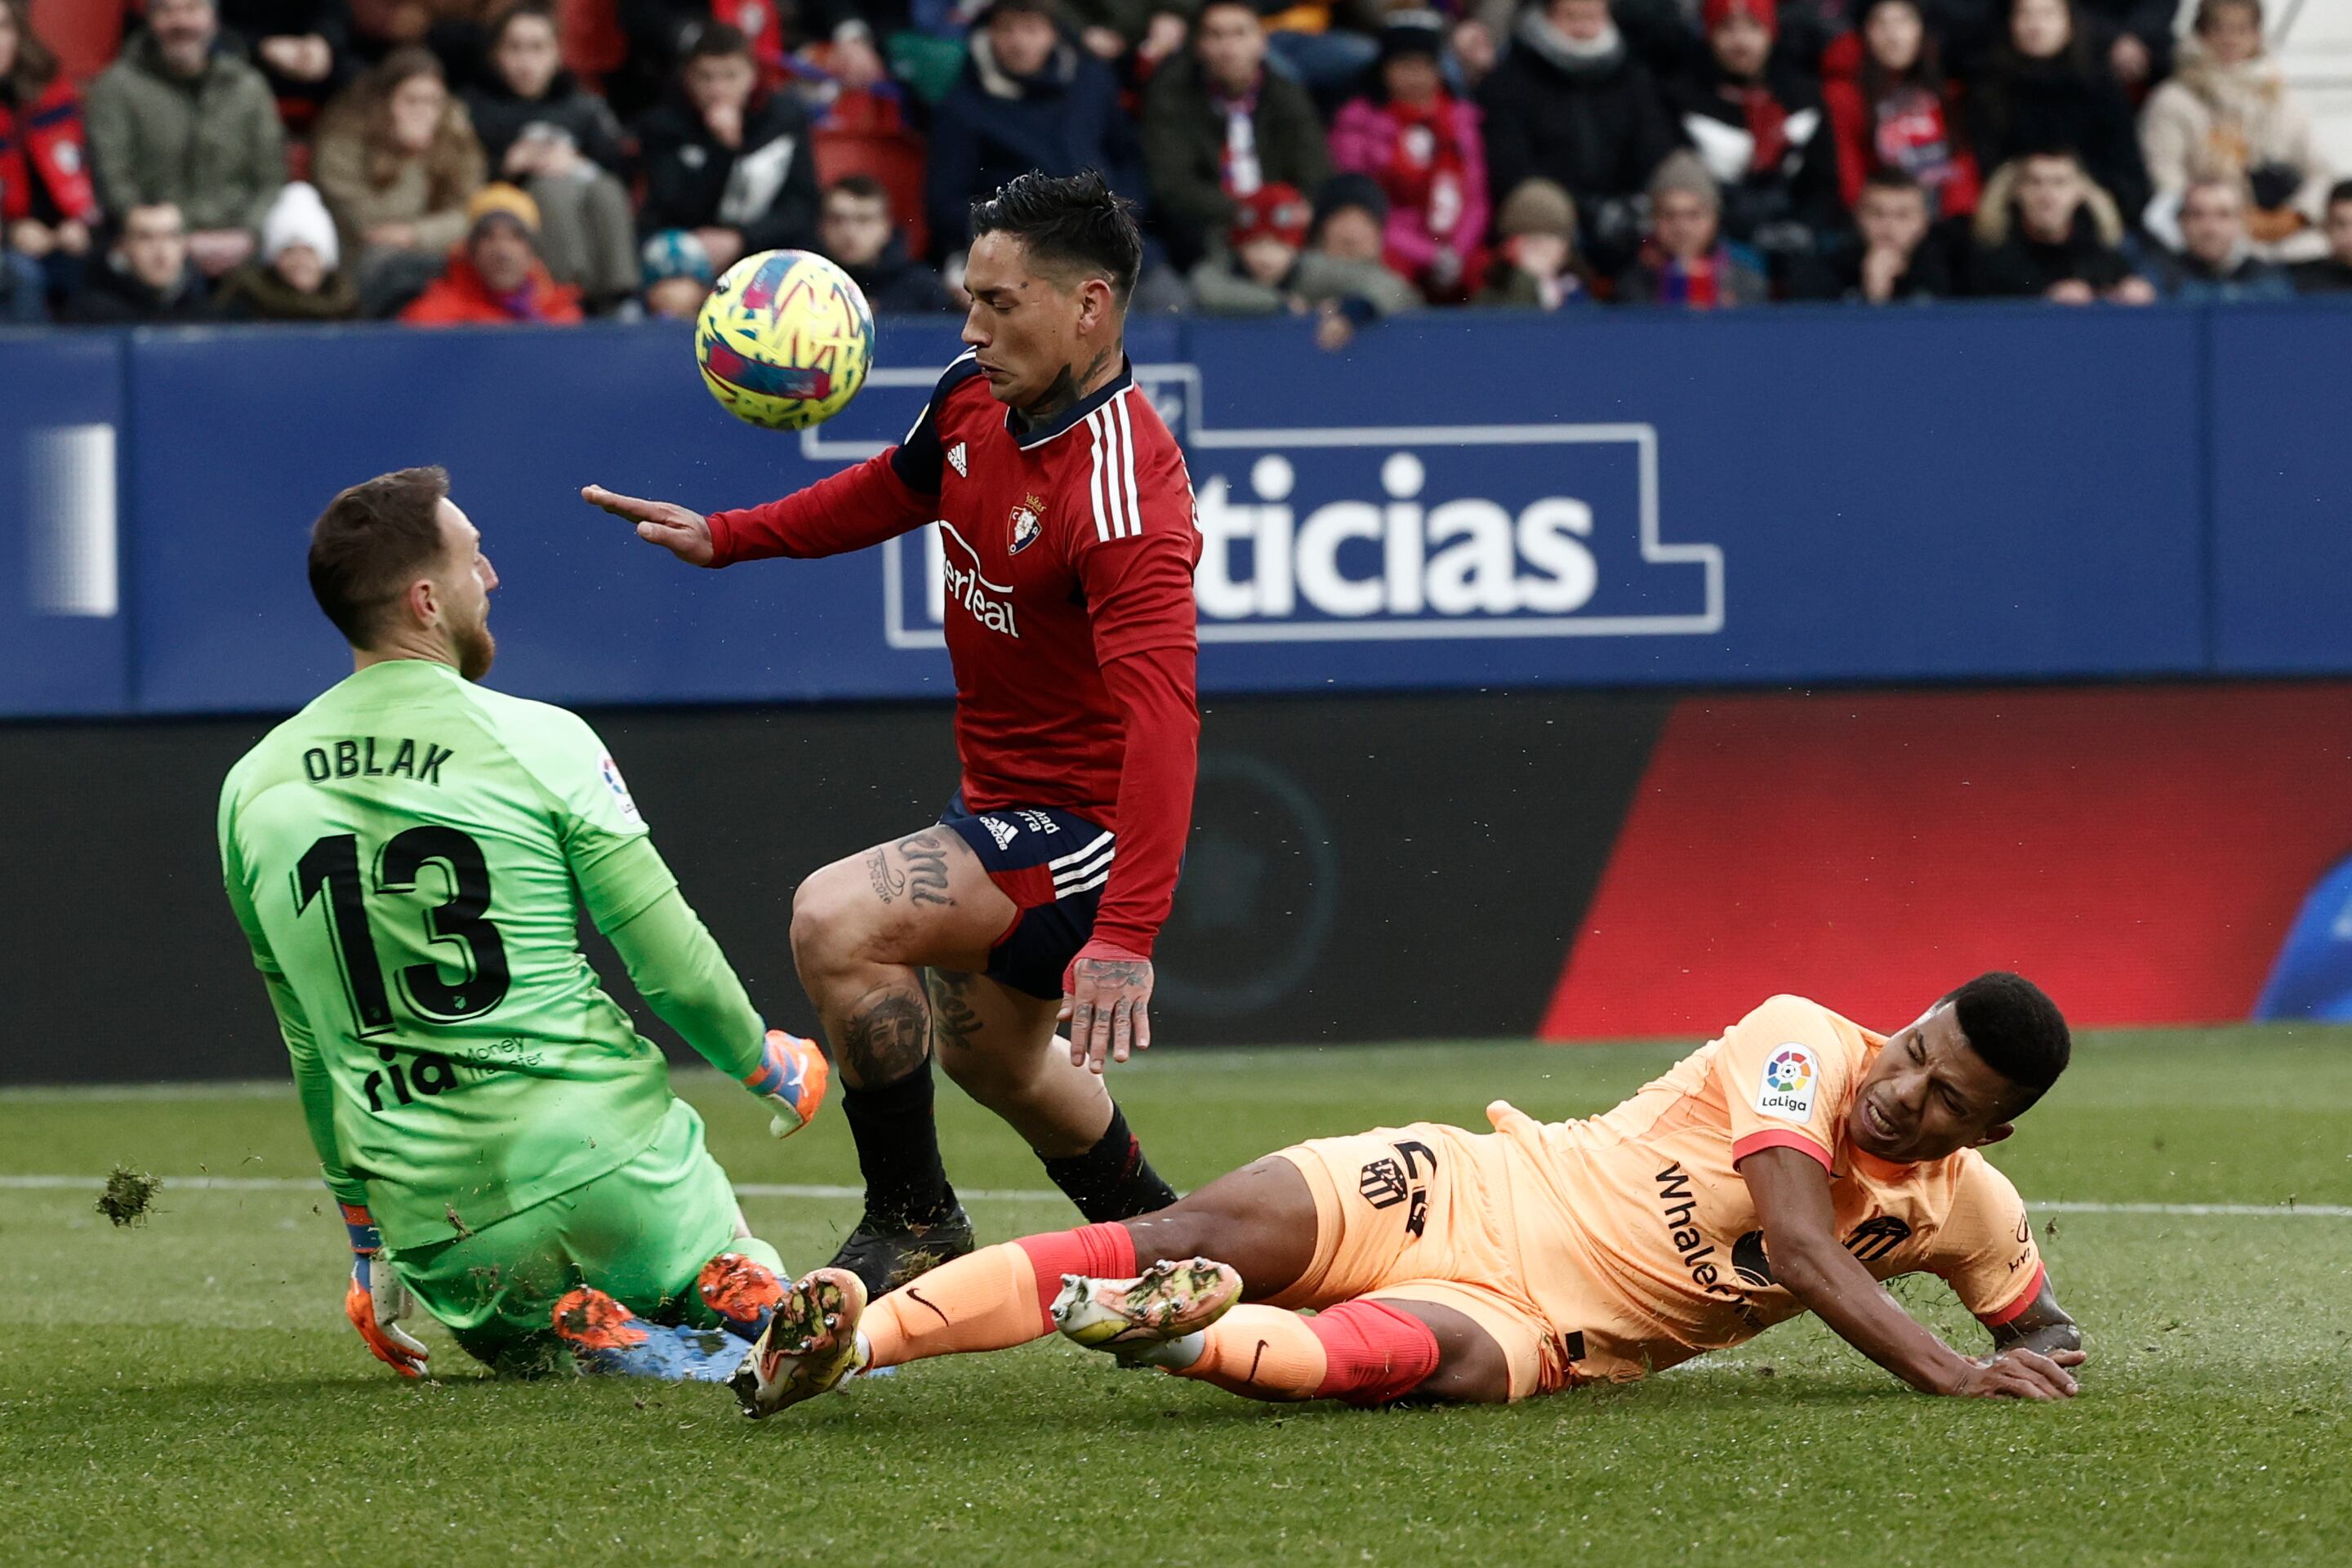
[1008,494,1045,555]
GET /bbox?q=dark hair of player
[1862,167,1924,197]
[969,170,1143,303]
[1944,971,2071,1112]
[686,20,752,62]
[309,466,452,648]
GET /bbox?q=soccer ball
[694,250,875,431]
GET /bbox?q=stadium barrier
[3,300,2350,719]
[7,679,2351,1084]
[7,306,2352,1080]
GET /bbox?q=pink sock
[1307,1301,1442,1405]
[1012,1222,1138,1332]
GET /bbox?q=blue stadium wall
[5,304,2351,1081]
[6,301,2352,717]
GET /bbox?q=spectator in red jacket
[0,0,101,304]
[400,181,584,324]
[1822,0,1981,221]
[1327,10,1489,300]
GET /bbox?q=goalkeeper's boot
[730,1267,868,1419]
[552,1288,741,1382]
[1051,1257,1244,1365]
[824,1204,975,1298]
[697,1251,787,1342]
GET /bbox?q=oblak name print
[301,737,452,787]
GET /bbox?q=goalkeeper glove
[341,1202,430,1379]
[742,1028,828,1138]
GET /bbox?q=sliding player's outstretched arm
[1742,1146,2082,1398]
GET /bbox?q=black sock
[840,1066,959,1229]
[1040,1102,1178,1223]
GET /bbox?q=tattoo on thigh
[927,969,985,1052]
[844,988,929,1081]
[866,847,905,904]
[896,832,956,907]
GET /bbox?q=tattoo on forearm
[926,969,984,1052]
[866,847,904,905]
[843,987,929,1082]
[896,832,956,906]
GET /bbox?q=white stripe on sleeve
[1086,412,1111,543]
[1113,392,1144,538]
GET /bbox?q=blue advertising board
[2208,301,2352,675]
[0,332,129,715]
[0,301,2341,718]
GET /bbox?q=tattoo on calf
[927,969,985,1052]
[896,832,956,906]
[844,989,930,1082]
[866,847,905,904]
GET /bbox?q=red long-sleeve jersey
[707,354,1203,960]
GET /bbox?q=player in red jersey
[584,172,1200,1297]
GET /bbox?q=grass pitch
[3,1028,2350,1566]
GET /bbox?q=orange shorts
[1271,1121,1583,1401]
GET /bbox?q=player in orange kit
[731,972,2085,1415]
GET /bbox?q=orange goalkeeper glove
[341,1202,430,1379]
[742,1028,829,1138]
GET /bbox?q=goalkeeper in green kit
[218,467,826,1379]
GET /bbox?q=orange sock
[862,1244,1048,1369]
[860,1223,1138,1369]
[1170,1306,1328,1401]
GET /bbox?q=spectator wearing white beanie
[216,181,359,321]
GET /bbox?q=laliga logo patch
[1754,1045,1818,1122]
[599,754,642,822]
[1009,496,1045,555]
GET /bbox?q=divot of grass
[95,1164,158,1227]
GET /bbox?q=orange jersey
[1491,994,2045,1379]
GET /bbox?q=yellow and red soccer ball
[694,249,875,430]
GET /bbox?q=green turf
[3,1028,2350,1566]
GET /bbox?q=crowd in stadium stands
[2,0,2348,329]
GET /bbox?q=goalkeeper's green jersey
[219,658,757,1249]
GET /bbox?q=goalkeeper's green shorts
[388,1097,755,1374]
